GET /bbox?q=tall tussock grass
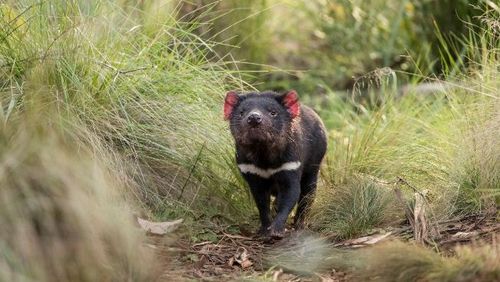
[0,123,158,281]
[313,175,400,239]
[1,0,253,220]
[312,12,499,237]
[0,0,254,280]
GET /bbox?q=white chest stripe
[238,161,301,178]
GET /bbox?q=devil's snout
[247,112,262,126]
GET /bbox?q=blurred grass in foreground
[0,123,158,281]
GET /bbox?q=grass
[0,122,158,281]
[262,237,500,281]
[313,175,399,239]
[1,0,255,220]
[0,0,252,279]
[311,16,499,235]
[357,240,500,281]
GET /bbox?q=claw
[256,224,287,240]
[268,226,285,239]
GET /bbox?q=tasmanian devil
[224,90,327,238]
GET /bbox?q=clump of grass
[449,40,500,213]
[0,0,254,223]
[315,87,497,236]
[357,240,500,281]
[453,106,500,213]
[0,124,158,281]
[312,176,399,239]
[312,86,461,238]
[313,10,499,238]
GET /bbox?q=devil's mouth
[248,127,263,132]
[248,127,271,135]
[238,128,273,145]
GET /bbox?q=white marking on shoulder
[237,161,301,178]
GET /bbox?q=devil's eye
[270,111,277,117]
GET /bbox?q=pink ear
[224,91,239,120]
[282,90,300,118]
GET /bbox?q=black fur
[225,91,327,238]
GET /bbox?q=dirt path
[174,230,350,281]
[148,212,499,281]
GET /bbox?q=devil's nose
[247,112,262,126]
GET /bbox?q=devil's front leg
[268,172,301,238]
[245,175,272,236]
